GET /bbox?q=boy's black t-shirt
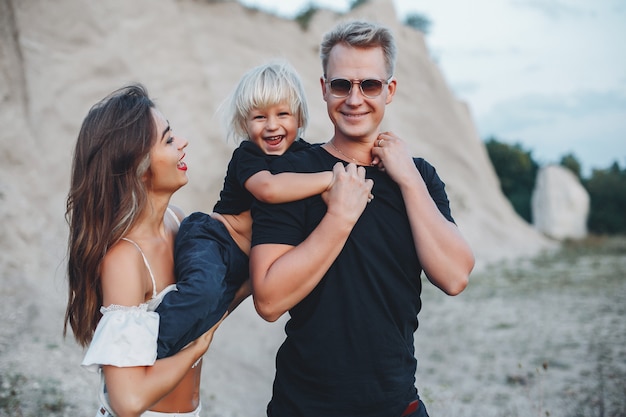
[251,145,454,417]
[212,139,311,215]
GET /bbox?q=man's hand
[371,132,419,186]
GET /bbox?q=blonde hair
[220,60,309,143]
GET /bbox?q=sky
[239,0,626,176]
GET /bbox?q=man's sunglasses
[325,77,392,99]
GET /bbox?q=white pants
[96,404,201,417]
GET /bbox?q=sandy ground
[1,237,624,417]
[415,237,626,417]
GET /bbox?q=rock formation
[532,165,590,240]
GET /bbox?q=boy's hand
[322,162,373,225]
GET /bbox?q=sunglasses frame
[325,77,393,99]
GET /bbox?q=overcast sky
[239,0,626,175]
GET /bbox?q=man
[250,20,475,417]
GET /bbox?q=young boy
[155,60,335,358]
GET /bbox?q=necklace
[329,140,373,166]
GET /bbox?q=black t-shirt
[212,139,311,214]
[251,145,454,417]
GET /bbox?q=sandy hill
[0,0,555,414]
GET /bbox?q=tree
[584,161,626,234]
[404,13,431,34]
[559,153,582,180]
[295,5,318,30]
[349,0,369,10]
[484,137,539,222]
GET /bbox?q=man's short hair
[320,20,397,79]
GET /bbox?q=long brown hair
[64,84,156,347]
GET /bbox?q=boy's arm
[245,170,333,203]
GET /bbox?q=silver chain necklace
[329,140,373,166]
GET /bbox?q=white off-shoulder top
[82,209,179,372]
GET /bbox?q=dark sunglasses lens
[330,79,352,96]
[361,79,383,97]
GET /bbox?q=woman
[64,84,219,417]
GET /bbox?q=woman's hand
[188,311,227,358]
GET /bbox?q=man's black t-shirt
[252,145,454,417]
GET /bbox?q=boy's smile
[246,103,300,155]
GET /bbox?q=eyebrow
[161,121,171,140]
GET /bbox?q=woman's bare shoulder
[100,239,148,306]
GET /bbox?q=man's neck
[327,136,374,166]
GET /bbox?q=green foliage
[349,0,369,10]
[485,137,538,222]
[295,5,318,30]
[404,13,432,34]
[583,161,626,234]
[560,153,582,180]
